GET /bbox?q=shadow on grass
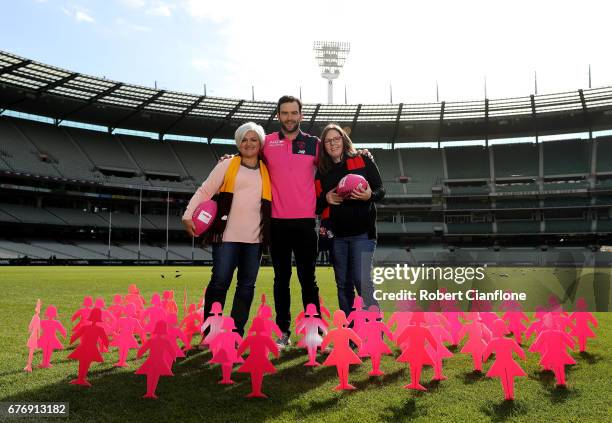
[2,346,337,423]
[480,399,528,422]
[380,398,422,420]
[457,370,486,385]
[578,351,602,365]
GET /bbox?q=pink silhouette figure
[295,304,328,366]
[470,300,498,332]
[71,296,93,332]
[68,308,109,386]
[142,293,167,337]
[425,312,454,381]
[93,297,116,338]
[24,299,42,372]
[125,284,146,318]
[483,319,527,400]
[531,315,576,386]
[209,317,243,384]
[347,296,369,357]
[200,301,225,350]
[388,299,421,339]
[237,317,279,398]
[162,290,178,316]
[458,312,491,372]
[251,302,282,340]
[502,308,530,345]
[107,294,125,322]
[321,310,363,391]
[179,303,201,351]
[569,298,598,352]
[110,303,144,367]
[136,320,176,399]
[164,314,189,366]
[38,305,67,368]
[395,312,437,390]
[318,295,332,322]
[361,306,393,376]
[525,306,548,342]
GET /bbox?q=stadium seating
[399,148,444,194]
[493,143,539,178]
[543,139,591,175]
[544,219,592,233]
[0,203,66,225]
[371,148,404,195]
[596,136,612,172]
[445,146,489,179]
[496,221,541,233]
[446,222,492,234]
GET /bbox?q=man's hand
[218,154,234,163]
[182,218,197,237]
[326,189,344,205]
[349,185,372,201]
[356,148,373,160]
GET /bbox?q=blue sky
[2,0,612,104]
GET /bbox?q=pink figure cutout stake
[200,301,225,350]
[395,312,437,391]
[237,317,279,398]
[502,304,530,345]
[136,320,176,399]
[38,305,67,369]
[569,298,598,352]
[347,296,369,357]
[251,302,282,340]
[164,314,189,366]
[318,295,332,322]
[179,303,201,351]
[458,312,491,372]
[425,312,454,381]
[110,303,144,367]
[321,310,363,391]
[483,319,527,400]
[142,293,167,338]
[71,296,93,332]
[125,284,146,319]
[531,315,576,387]
[162,290,178,316]
[209,317,243,384]
[107,294,125,322]
[24,299,42,372]
[295,304,328,366]
[361,306,393,376]
[68,308,109,386]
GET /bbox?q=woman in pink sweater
[182,122,272,336]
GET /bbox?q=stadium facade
[1,50,611,266]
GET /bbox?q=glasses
[323,136,343,145]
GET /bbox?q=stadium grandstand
[1,50,612,266]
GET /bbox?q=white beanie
[235,122,265,148]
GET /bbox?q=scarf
[206,156,272,247]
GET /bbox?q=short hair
[277,95,302,113]
[234,122,265,147]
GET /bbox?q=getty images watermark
[371,264,527,303]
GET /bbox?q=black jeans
[270,218,320,334]
[202,242,262,336]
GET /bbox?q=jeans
[203,242,262,335]
[270,218,320,335]
[331,233,378,317]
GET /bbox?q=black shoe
[275,333,291,350]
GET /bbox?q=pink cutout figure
[388,299,421,339]
[162,290,178,316]
[24,299,42,372]
[395,312,437,391]
[361,306,393,376]
[502,307,530,345]
[164,314,189,366]
[136,320,176,399]
[458,312,491,372]
[347,296,369,357]
[179,303,201,351]
[94,297,116,338]
[251,302,282,340]
[318,295,332,322]
[569,298,598,352]
[125,284,146,319]
[71,296,93,332]
[110,303,144,367]
[142,293,167,337]
[237,317,279,398]
[531,315,576,386]
[483,319,527,400]
[525,306,548,342]
[200,301,224,350]
[425,312,454,381]
[209,317,243,384]
[107,294,125,322]
[321,310,363,391]
[295,304,328,366]
[38,305,67,368]
[68,308,109,386]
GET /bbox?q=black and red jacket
[315,155,385,239]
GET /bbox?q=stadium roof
[2,50,612,144]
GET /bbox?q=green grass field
[0,266,610,422]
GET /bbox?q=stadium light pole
[313,41,350,104]
[165,191,170,263]
[138,188,142,263]
[107,210,112,259]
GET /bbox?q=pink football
[191,200,218,236]
[336,174,368,198]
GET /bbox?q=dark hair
[277,95,302,113]
[317,123,356,175]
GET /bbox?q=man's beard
[281,121,299,134]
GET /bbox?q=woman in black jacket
[315,123,385,316]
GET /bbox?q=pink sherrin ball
[336,174,368,198]
[191,200,218,236]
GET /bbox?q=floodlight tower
[313,41,351,104]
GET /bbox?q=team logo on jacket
[292,138,316,156]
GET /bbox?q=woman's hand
[326,189,344,205]
[350,185,372,201]
[182,218,197,237]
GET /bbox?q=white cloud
[115,17,151,32]
[147,2,173,17]
[119,0,147,8]
[181,0,232,22]
[75,10,95,23]
[61,6,95,23]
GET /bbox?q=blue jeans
[203,242,262,335]
[331,233,378,316]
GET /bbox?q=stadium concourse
[1,50,612,265]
